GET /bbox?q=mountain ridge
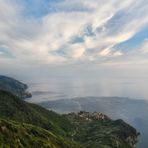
[0,75,31,99]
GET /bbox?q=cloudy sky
[0,0,148,83]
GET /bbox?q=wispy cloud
[0,0,148,67]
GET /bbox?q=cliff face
[66,111,139,148]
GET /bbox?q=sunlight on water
[27,78,148,103]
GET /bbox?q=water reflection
[27,78,148,102]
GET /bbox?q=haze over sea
[27,77,148,102]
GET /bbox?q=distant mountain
[39,96,148,119]
[0,75,31,99]
[0,90,139,148]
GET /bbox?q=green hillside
[0,119,81,148]
[0,89,139,148]
[66,112,138,148]
[0,90,74,137]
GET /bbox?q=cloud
[0,0,148,67]
[140,39,148,53]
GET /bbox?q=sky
[0,0,148,96]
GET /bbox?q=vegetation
[0,90,74,137]
[66,113,138,148]
[0,75,31,98]
[0,118,81,148]
[0,89,138,148]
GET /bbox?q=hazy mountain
[0,75,31,99]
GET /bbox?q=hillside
[0,89,139,148]
[0,90,74,137]
[66,111,139,148]
[0,119,81,148]
[0,75,31,98]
